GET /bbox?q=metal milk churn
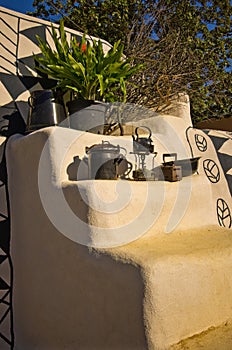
[85,141,132,179]
[27,90,67,132]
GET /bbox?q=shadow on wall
[0,109,26,137]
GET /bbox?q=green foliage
[34,20,142,101]
[149,0,232,122]
[30,0,232,123]
[30,0,148,44]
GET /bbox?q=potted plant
[34,20,142,133]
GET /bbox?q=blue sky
[0,0,34,14]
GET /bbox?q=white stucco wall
[5,125,232,350]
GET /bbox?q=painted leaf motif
[217,199,232,228]
[203,159,220,183]
[195,134,207,152]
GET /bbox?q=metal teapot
[85,141,132,180]
[132,126,154,154]
[27,90,67,132]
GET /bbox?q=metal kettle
[132,126,154,154]
[27,90,67,132]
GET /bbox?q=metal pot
[85,141,132,179]
[67,99,107,134]
[27,90,67,132]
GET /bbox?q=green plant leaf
[34,20,142,102]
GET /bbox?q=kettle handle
[135,126,152,138]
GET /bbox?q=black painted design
[217,198,232,228]
[195,134,207,152]
[0,222,14,350]
[225,174,232,197]
[216,152,232,176]
[0,143,14,349]
[185,126,194,158]
[207,135,227,152]
[204,131,232,196]
[203,159,220,183]
[202,129,210,135]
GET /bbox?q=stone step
[171,320,232,350]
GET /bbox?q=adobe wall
[5,126,232,350]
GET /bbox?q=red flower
[76,42,87,53]
[81,43,87,52]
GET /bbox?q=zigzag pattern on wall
[0,159,14,349]
[204,130,232,196]
[186,127,232,230]
[0,7,83,127]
